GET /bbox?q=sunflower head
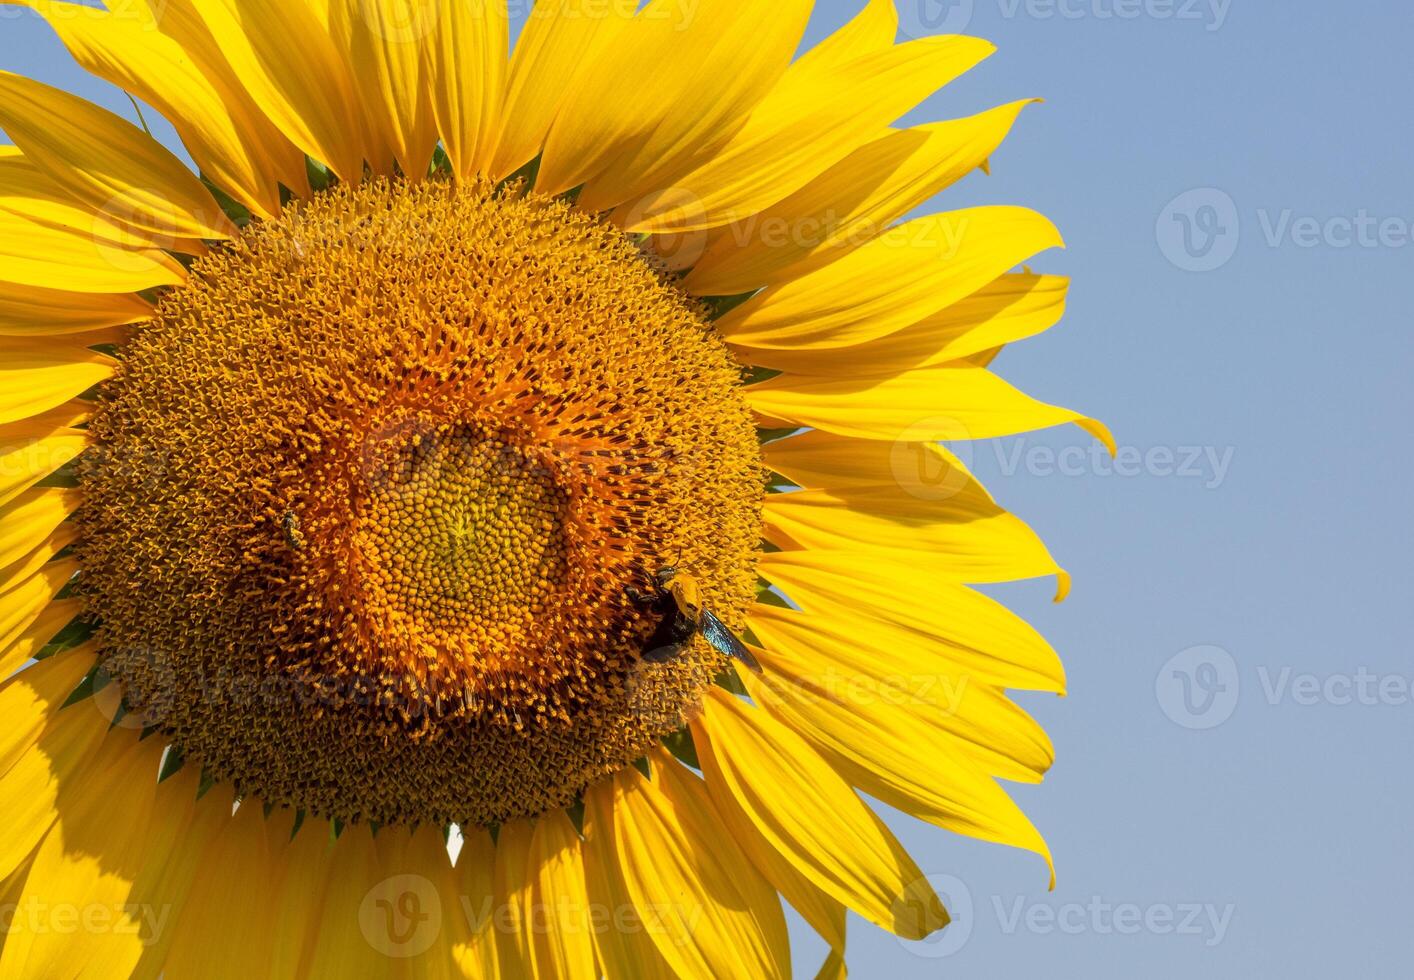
[0,0,1108,974]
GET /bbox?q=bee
[627,567,761,673]
[281,511,307,552]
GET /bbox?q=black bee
[627,567,761,673]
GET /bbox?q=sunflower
[0,0,1110,975]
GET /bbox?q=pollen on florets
[77,177,763,827]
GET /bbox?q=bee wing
[699,610,762,674]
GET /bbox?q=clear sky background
[3,1,1410,977]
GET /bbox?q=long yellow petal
[160,794,286,979]
[1,560,80,675]
[424,0,507,179]
[0,650,107,884]
[0,595,82,680]
[756,273,1068,377]
[581,783,675,980]
[0,281,150,337]
[491,0,638,179]
[721,207,1060,354]
[523,809,597,979]
[0,146,180,252]
[0,207,184,294]
[0,339,114,426]
[492,817,535,978]
[607,750,790,978]
[568,0,813,211]
[748,363,1115,449]
[744,668,1055,882]
[370,824,461,980]
[125,767,210,980]
[763,484,1065,586]
[0,71,234,240]
[185,0,367,181]
[661,737,848,953]
[791,0,899,74]
[300,824,399,980]
[0,644,95,775]
[264,817,334,980]
[453,827,500,980]
[0,489,79,577]
[0,411,88,507]
[0,732,166,978]
[694,688,947,940]
[623,36,995,234]
[759,549,1066,691]
[1,0,293,218]
[686,102,1037,296]
[333,0,439,177]
[746,605,1055,782]
[133,0,311,199]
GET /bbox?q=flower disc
[78,177,764,826]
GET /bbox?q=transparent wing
[699,609,762,674]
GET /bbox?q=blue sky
[2,1,1409,977]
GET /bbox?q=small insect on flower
[281,511,306,552]
[628,566,761,673]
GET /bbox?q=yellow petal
[759,548,1066,691]
[424,0,507,179]
[333,0,439,177]
[756,273,1068,377]
[370,824,461,980]
[0,70,234,241]
[763,484,1065,586]
[694,688,947,939]
[452,827,500,980]
[0,489,79,578]
[491,817,534,977]
[0,644,95,775]
[581,784,674,980]
[660,735,848,953]
[523,809,596,979]
[721,207,1060,355]
[125,767,211,980]
[0,412,87,507]
[791,0,899,74]
[0,732,166,978]
[746,605,1055,782]
[298,823,402,980]
[0,281,150,337]
[0,650,108,884]
[623,35,995,235]
[744,668,1055,882]
[568,0,813,211]
[0,145,184,252]
[160,794,287,979]
[816,948,848,980]
[0,339,114,426]
[0,594,81,680]
[1,560,80,676]
[185,0,367,181]
[0,207,184,294]
[748,363,1115,449]
[686,102,1037,296]
[606,750,790,978]
[491,0,638,179]
[1,0,293,218]
[132,0,311,200]
[264,817,334,980]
